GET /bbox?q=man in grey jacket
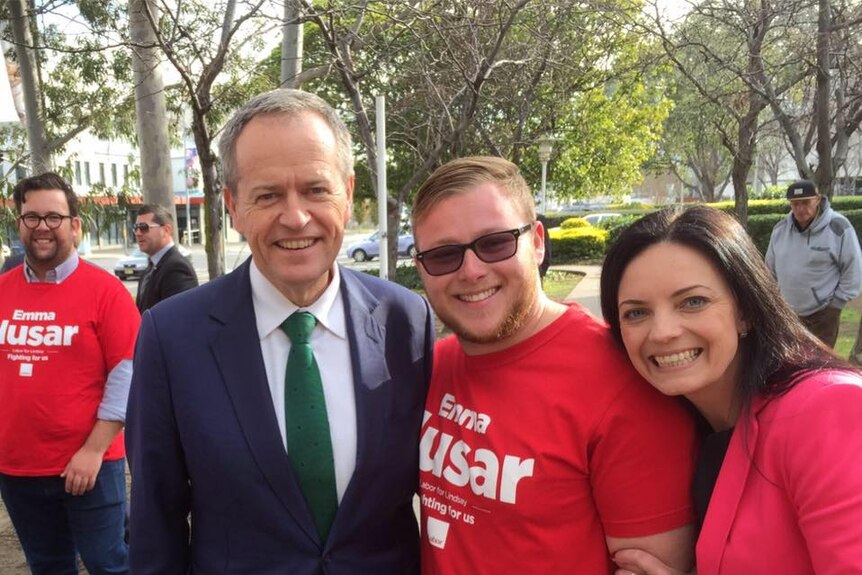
[766,179,862,347]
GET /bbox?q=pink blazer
[697,370,862,574]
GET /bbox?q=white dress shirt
[249,261,357,502]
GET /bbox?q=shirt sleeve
[98,358,133,421]
[591,374,698,538]
[781,377,862,573]
[97,282,141,420]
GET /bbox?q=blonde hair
[411,156,536,229]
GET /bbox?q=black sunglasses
[133,223,163,233]
[415,224,532,276]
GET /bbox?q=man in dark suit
[126,89,434,574]
[133,204,199,312]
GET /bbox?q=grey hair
[218,89,354,191]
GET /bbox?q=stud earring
[739,331,749,338]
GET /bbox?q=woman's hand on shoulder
[613,548,696,575]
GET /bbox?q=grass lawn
[542,269,584,302]
[836,302,861,359]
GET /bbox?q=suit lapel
[330,269,391,532]
[697,402,765,575]
[208,262,319,544]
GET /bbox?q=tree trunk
[814,0,834,198]
[387,197,400,279]
[281,1,303,87]
[8,0,51,173]
[731,102,762,226]
[191,111,225,279]
[129,0,178,240]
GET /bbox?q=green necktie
[281,312,338,541]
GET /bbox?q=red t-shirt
[420,306,697,574]
[0,262,140,475]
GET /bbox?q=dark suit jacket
[126,261,434,574]
[136,245,199,312]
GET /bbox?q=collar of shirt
[149,242,174,267]
[24,250,80,284]
[249,259,347,342]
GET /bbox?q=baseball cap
[786,180,818,201]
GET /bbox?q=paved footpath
[556,264,603,320]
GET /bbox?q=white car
[345,231,416,262]
[582,212,622,226]
[114,246,193,281]
[1,244,9,258]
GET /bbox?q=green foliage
[549,227,607,262]
[751,184,785,200]
[362,264,424,291]
[746,213,784,255]
[606,201,654,211]
[648,70,732,202]
[560,217,590,229]
[707,198,789,216]
[552,78,672,201]
[600,214,644,247]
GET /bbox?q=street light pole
[537,136,555,213]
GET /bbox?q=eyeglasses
[19,213,73,230]
[416,224,532,276]
[133,223,163,233]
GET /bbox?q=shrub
[602,214,645,247]
[549,227,607,262]
[747,213,785,255]
[561,217,591,229]
[541,213,571,228]
[362,263,424,290]
[607,201,655,211]
[707,199,787,216]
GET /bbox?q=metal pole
[185,194,192,245]
[540,160,548,213]
[375,96,388,280]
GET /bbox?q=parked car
[582,212,622,226]
[345,231,416,262]
[1,244,9,258]
[114,246,193,281]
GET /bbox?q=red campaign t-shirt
[420,306,697,574]
[0,262,140,475]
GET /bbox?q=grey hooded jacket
[766,198,862,316]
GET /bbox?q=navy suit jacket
[126,261,434,574]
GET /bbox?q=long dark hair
[600,205,852,408]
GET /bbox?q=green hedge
[362,264,424,290]
[543,197,862,263]
[561,217,590,229]
[549,227,608,262]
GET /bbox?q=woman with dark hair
[600,205,862,575]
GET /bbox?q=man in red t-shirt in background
[0,172,139,574]
[412,156,697,574]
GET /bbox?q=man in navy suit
[126,89,434,574]
[133,204,199,313]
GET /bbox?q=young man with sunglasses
[0,172,139,573]
[133,204,198,313]
[412,156,697,573]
